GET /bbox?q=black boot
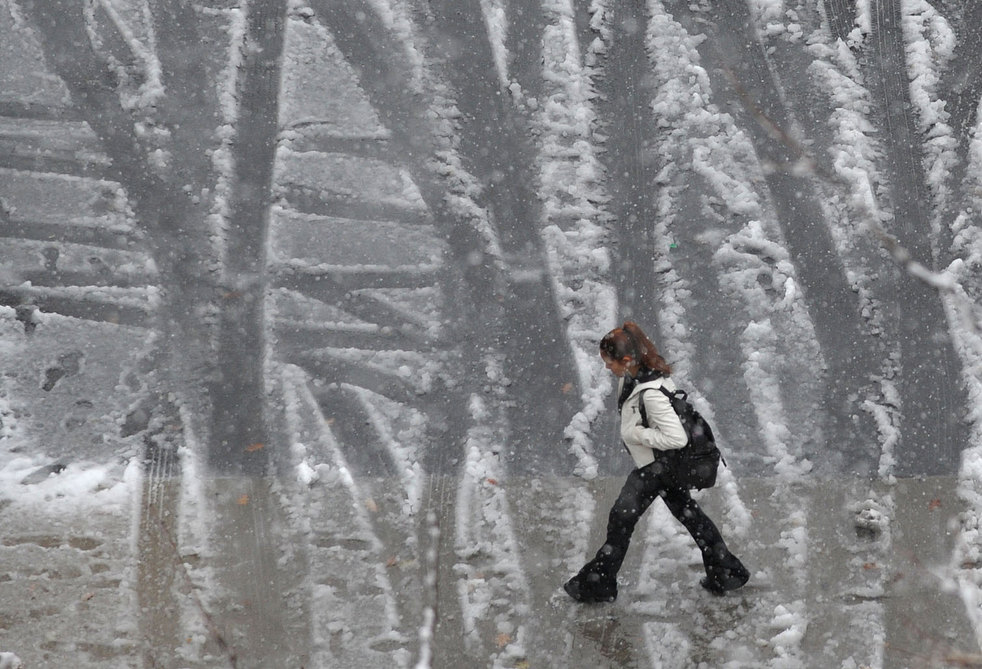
[563,545,622,603]
[700,550,750,595]
[563,562,617,603]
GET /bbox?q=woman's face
[602,353,632,377]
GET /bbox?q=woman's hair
[599,321,672,375]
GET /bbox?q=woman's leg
[564,465,662,602]
[600,465,664,572]
[660,487,749,593]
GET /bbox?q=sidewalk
[0,474,978,668]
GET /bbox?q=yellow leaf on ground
[245,443,265,452]
[495,633,512,648]
[237,494,249,506]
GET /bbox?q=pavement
[1,473,979,668]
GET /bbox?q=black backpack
[638,386,724,489]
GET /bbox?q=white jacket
[618,375,688,468]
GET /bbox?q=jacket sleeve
[627,390,688,451]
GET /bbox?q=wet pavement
[1,475,978,668]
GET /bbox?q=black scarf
[617,368,663,411]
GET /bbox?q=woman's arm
[628,390,688,451]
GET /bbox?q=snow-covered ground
[2,0,982,666]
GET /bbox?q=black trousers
[593,461,731,577]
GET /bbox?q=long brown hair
[599,321,672,375]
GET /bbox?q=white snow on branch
[454,391,531,668]
[480,0,509,90]
[902,0,958,214]
[537,0,617,480]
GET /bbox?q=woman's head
[599,322,672,376]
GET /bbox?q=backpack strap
[657,385,682,401]
[638,389,648,427]
[637,386,678,427]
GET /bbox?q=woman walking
[564,322,749,603]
